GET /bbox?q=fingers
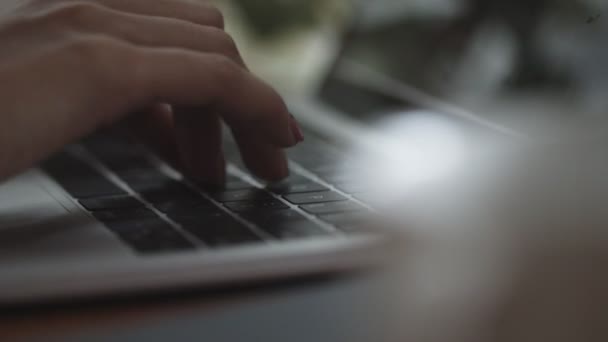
[234,134,290,182]
[123,49,299,148]
[35,2,303,181]
[173,107,226,185]
[54,3,246,182]
[99,47,300,181]
[124,104,182,168]
[62,5,245,66]
[231,114,303,181]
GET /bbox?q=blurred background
[204,3,608,341]
[212,0,608,131]
[207,7,608,339]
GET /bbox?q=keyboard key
[221,175,256,191]
[83,136,157,173]
[267,176,328,194]
[132,180,200,203]
[301,201,365,215]
[105,218,195,253]
[171,211,229,226]
[242,209,328,239]
[87,145,155,172]
[105,156,156,173]
[117,169,171,187]
[56,179,126,199]
[210,189,272,203]
[93,208,157,222]
[79,196,143,211]
[155,200,220,219]
[242,209,308,226]
[224,199,289,213]
[268,174,307,184]
[42,152,93,176]
[259,220,330,240]
[43,153,127,199]
[283,191,347,205]
[182,218,261,247]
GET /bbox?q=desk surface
[2,270,402,341]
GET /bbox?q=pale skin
[0,0,304,185]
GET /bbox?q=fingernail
[289,114,305,143]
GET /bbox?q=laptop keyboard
[42,132,374,255]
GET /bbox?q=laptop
[0,5,515,305]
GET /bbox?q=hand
[0,0,304,184]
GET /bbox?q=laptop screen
[318,1,607,126]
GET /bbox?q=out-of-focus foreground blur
[215,1,608,341]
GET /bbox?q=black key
[79,196,143,211]
[56,179,126,199]
[283,191,347,205]
[117,169,171,187]
[267,176,328,194]
[105,156,156,173]
[105,218,195,253]
[278,183,328,194]
[83,136,156,173]
[155,200,219,219]
[196,178,255,193]
[258,220,330,240]
[242,209,328,239]
[132,180,200,203]
[301,201,365,215]
[223,182,253,191]
[210,189,272,203]
[43,153,127,198]
[242,209,307,226]
[224,199,289,213]
[88,144,155,172]
[181,218,261,247]
[93,208,157,222]
[268,174,308,184]
[224,179,255,191]
[171,211,229,226]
